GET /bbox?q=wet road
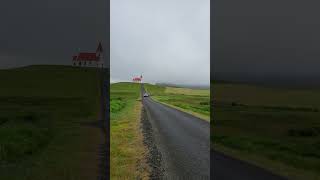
[142,89,210,179]
[142,87,288,180]
[212,150,288,180]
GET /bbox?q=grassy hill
[213,82,320,180]
[0,65,105,180]
[144,84,210,121]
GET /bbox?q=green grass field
[213,82,320,180]
[144,84,210,121]
[110,82,149,179]
[0,65,104,180]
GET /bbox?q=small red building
[132,75,143,83]
[72,42,104,68]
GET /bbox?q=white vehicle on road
[143,93,149,97]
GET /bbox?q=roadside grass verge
[0,65,104,180]
[212,82,320,180]
[165,86,210,96]
[144,84,210,121]
[110,82,149,179]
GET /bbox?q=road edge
[212,144,320,180]
[141,103,165,179]
[149,96,210,122]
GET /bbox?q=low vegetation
[144,84,210,121]
[213,82,320,180]
[110,82,149,179]
[0,65,104,180]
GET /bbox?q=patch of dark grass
[110,97,126,114]
[199,101,209,105]
[0,96,94,165]
[314,141,320,149]
[288,127,320,137]
[260,106,319,112]
[213,135,320,171]
[0,116,53,163]
[213,83,320,177]
[155,94,210,117]
[0,117,9,125]
[213,104,320,175]
[20,113,38,123]
[0,66,104,179]
[223,101,319,112]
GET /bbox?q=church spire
[96,42,103,53]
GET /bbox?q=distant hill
[212,75,320,89]
[155,83,209,89]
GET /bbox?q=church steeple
[96,42,103,53]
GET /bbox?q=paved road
[142,87,288,180]
[212,150,288,180]
[142,89,210,179]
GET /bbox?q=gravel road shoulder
[141,106,164,179]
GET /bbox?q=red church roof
[133,77,142,81]
[73,53,99,61]
[72,42,103,62]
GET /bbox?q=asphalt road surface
[142,89,210,179]
[142,87,288,180]
[212,150,288,180]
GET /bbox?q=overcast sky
[110,0,210,86]
[0,0,107,69]
[213,0,320,84]
[4,0,318,85]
